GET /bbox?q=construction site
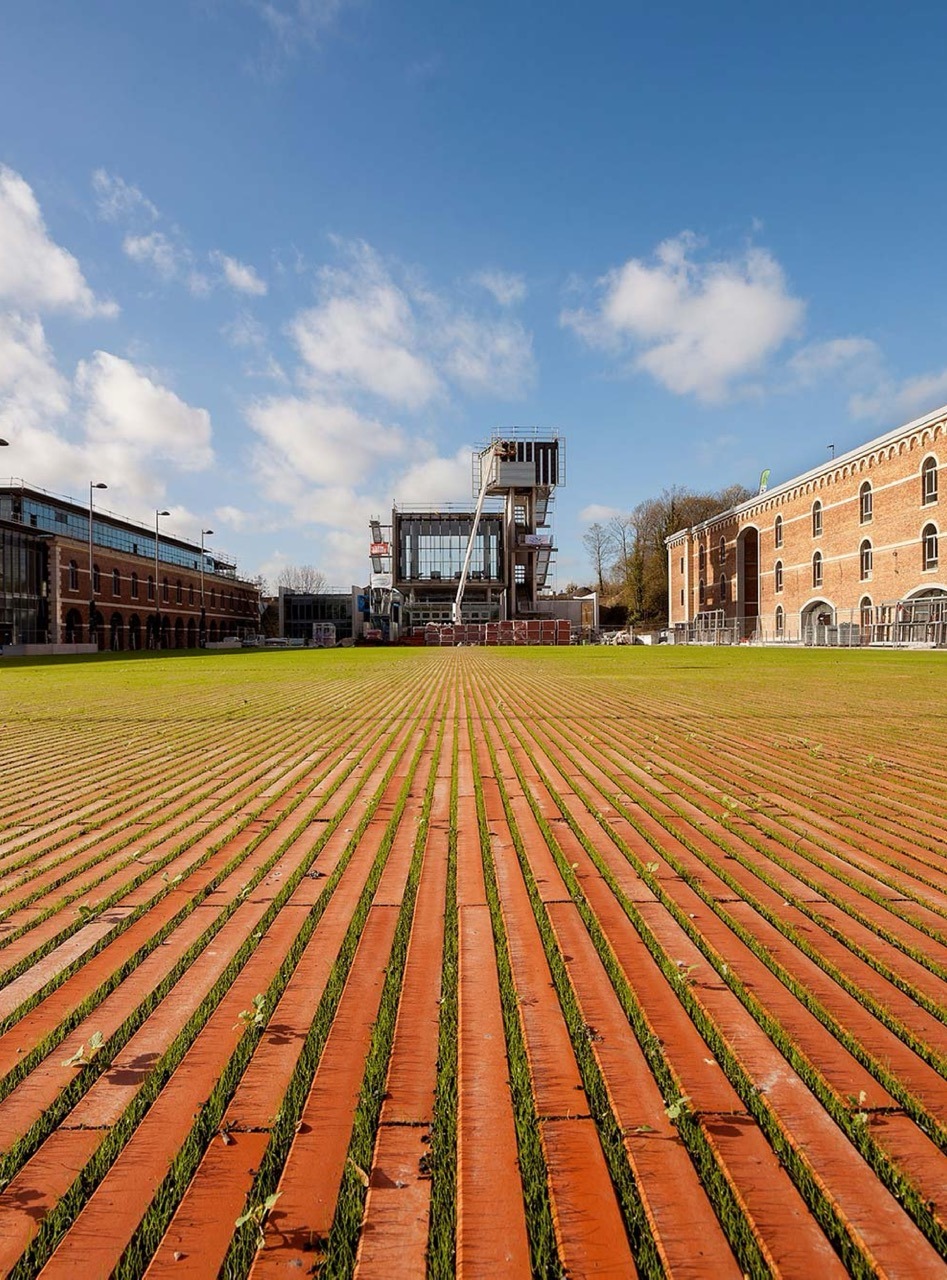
[366,430,593,645]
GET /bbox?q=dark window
[774,560,783,593]
[92,564,101,593]
[147,575,155,600]
[922,457,938,505]
[775,605,784,634]
[719,573,728,604]
[923,523,939,570]
[698,545,706,574]
[188,583,194,605]
[112,568,121,596]
[812,551,823,588]
[69,560,79,591]
[131,572,139,599]
[698,578,705,606]
[176,579,183,604]
[774,515,783,548]
[859,539,872,581]
[812,500,823,537]
[859,481,873,524]
[162,577,169,603]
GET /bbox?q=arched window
[188,583,194,605]
[162,577,169,603]
[112,568,121,596]
[147,575,155,600]
[812,550,823,588]
[68,560,78,591]
[812,500,823,537]
[719,573,728,604]
[774,514,783,548]
[92,563,101,593]
[859,596,873,633]
[698,545,706,574]
[775,605,784,634]
[210,588,216,609]
[718,535,726,564]
[699,578,705,606]
[859,539,873,581]
[131,572,139,599]
[922,456,939,505]
[922,522,939,570]
[176,579,183,604]
[774,560,783,593]
[859,481,873,524]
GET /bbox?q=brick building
[0,482,260,649]
[666,404,947,644]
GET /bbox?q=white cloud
[123,232,182,281]
[247,394,404,487]
[473,269,527,307]
[291,240,535,407]
[76,351,214,473]
[849,367,947,424]
[213,251,267,296]
[0,313,71,431]
[436,313,534,399]
[580,503,622,523]
[293,245,440,409]
[788,336,880,386]
[92,169,159,223]
[563,233,804,403]
[246,0,350,68]
[0,166,117,318]
[394,446,473,504]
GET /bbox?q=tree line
[581,484,752,628]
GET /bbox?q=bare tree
[581,523,615,595]
[277,564,328,594]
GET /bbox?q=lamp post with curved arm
[199,528,213,647]
[88,482,108,648]
[154,509,170,649]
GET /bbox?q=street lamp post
[88,482,108,648]
[199,528,213,647]
[154,509,170,649]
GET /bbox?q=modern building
[368,429,566,636]
[666,404,947,645]
[0,481,260,650]
[278,586,365,644]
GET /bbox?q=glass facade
[395,513,504,583]
[0,524,49,644]
[284,593,354,641]
[0,490,235,578]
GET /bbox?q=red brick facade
[667,406,947,641]
[52,535,259,649]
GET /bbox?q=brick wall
[668,411,947,634]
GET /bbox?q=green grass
[3,645,947,1275]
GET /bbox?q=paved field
[1,646,946,1277]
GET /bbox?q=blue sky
[2,1,947,587]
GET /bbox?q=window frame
[812,500,823,538]
[774,514,783,549]
[812,550,823,588]
[859,481,873,524]
[922,456,939,506]
[859,539,873,581]
[774,560,783,593]
[922,522,939,571]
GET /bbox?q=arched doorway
[160,616,172,649]
[209,620,218,643]
[129,615,141,651]
[90,608,105,651]
[174,618,184,649]
[736,526,760,639]
[801,598,835,646]
[64,609,83,643]
[187,618,197,648]
[110,612,124,651]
